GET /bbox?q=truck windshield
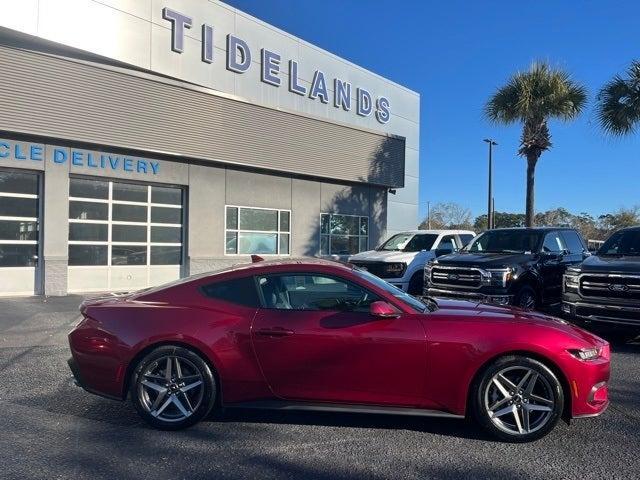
[598,230,640,256]
[465,230,542,254]
[378,233,438,252]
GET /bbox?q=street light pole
[483,138,497,230]
[427,201,431,229]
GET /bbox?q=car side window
[256,274,379,312]
[201,276,260,307]
[542,232,566,253]
[437,235,457,252]
[560,230,585,254]
[405,235,433,252]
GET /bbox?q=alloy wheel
[483,366,555,436]
[137,355,204,423]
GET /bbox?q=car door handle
[255,327,295,337]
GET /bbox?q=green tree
[485,62,587,226]
[473,212,526,231]
[599,206,640,233]
[419,202,473,230]
[597,60,640,135]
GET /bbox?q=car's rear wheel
[472,356,564,442]
[130,345,216,430]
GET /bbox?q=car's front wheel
[472,355,564,442]
[513,286,538,310]
[408,271,424,296]
[130,345,217,430]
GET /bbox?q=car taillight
[600,343,610,360]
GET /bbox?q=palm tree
[597,60,640,135]
[485,62,587,226]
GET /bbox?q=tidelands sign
[162,7,391,124]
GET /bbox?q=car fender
[405,251,435,281]
[511,268,543,295]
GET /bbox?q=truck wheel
[408,272,424,296]
[514,286,537,310]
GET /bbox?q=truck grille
[579,274,640,301]
[430,266,481,288]
[350,261,402,279]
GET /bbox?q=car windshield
[352,268,433,313]
[378,233,438,252]
[597,230,640,256]
[465,230,542,254]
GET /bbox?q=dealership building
[0,0,420,296]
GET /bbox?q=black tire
[408,271,424,296]
[471,355,564,442]
[130,345,217,430]
[513,285,538,310]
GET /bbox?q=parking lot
[1,295,639,480]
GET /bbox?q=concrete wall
[1,136,387,292]
[0,0,420,237]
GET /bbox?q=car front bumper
[427,287,514,306]
[562,299,640,328]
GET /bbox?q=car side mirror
[369,301,401,319]
[435,248,453,257]
[541,251,561,262]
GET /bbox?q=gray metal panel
[0,45,405,188]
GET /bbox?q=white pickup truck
[348,230,476,295]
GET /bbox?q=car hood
[579,254,640,274]
[434,252,534,268]
[427,298,604,345]
[348,250,417,263]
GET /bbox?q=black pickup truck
[562,226,640,342]
[425,227,589,309]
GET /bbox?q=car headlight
[385,262,406,276]
[568,347,601,361]
[481,268,515,287]
[564,274,579,287]
[424,261,435,282]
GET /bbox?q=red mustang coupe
[68,258,609,442]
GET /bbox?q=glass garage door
[0,169,40,296]
[67,177,184,293]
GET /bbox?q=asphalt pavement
[1,295,639,480]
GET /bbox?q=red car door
[251,272,427,406]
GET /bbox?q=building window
[225,206,290,255]
[0,170,40,267]
[68,178,184,267]
[320,213,368,256]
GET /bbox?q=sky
[225,0,640,222]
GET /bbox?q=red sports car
[68,258,610,442]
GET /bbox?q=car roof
[486,227,576,232]
[618,225,640,232]
[220,257,353,275]
[398,230,475,235]
[136,257,354,294]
